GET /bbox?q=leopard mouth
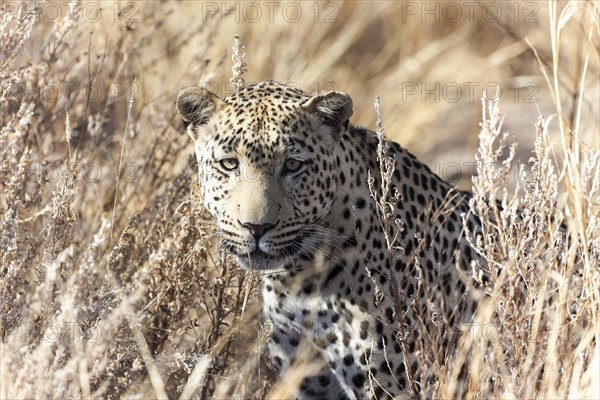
[236,248,268,264]
[226,241,303,271]
[234,249,286,270]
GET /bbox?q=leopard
[176,80,486,399]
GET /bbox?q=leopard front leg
[267,325,356,400]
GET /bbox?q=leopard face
[176,82,352,271]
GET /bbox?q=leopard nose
[239,221,278,239]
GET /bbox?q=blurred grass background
[1,0,598,398]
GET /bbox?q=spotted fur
[177,81,482,399]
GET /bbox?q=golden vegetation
[1,1,598,398]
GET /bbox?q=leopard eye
[283,159,305,174]
[218,158,239,172]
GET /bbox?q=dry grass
[1,1,598,399]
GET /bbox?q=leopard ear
[302,91,353,132]
[176,87,223,141]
